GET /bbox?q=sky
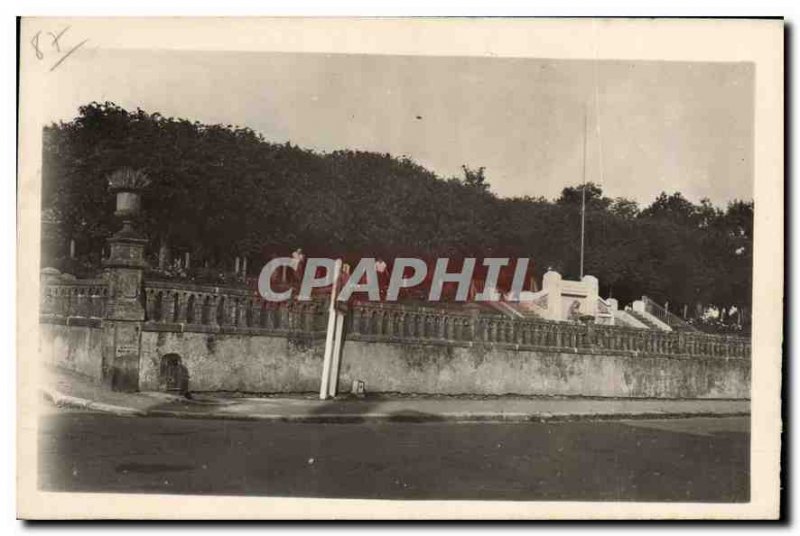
[44,48,754,206]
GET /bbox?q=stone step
[627,309,663,330]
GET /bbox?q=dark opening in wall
[159,353,189,395]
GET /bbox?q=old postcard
[16,17,783,519]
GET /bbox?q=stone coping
[140,320,327,339]
[346,333,751,362]
[39,315,102,328]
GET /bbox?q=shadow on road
[306,396,447,423]
[306,396,382,422]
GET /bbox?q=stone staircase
[612,308,649,329]
[627,309,664,330]
[485,300,543,319]
[641,296,699,333]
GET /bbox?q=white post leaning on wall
[328,305,346,398]
[320,259,343,400]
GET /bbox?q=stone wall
[337,339,750,399]
[39,278,752,399]
[39,320,105,381]
[132,325,749,399]
[139,329,324,392]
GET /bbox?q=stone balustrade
[347,302,751,360]
[347,302,478,343]
[39,278,751,359]
[142,280,326,334]
[39,279,108,322]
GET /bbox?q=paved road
[38,406,749,502]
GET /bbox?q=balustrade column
[175,292,190,323]
[145,289,158,321]
[165,292,178,323]
[91,288,105,318]
[349,307,362,335]
[235,299,249,328]
[191,295,203,325]
[303,302,317,331]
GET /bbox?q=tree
[556,182,609,209]
[609,197,639,220]
[461,165,491,193]
[41,102,754,326]
[641,191,697,224]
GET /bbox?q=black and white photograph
[16,16,783,520]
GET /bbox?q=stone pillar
[606,297,618,327]
[542,270,562,321]
[582,274,599,318]
[102,168,150,392]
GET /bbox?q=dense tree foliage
[42,102,753,322]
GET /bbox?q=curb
[42,389,145,417]
[42,389,749,423]
[143,409,750,424]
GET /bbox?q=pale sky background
[44,48,754,206]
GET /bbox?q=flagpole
[580,102,587,279]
